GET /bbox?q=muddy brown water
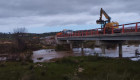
[32,45,140,63]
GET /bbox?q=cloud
[0,0,139,32]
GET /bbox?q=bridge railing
[103,22,140,34]
[57,22,140,37]
[119,22,140,33]
[57,29,99,37]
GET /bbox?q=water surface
[32,45,140,63]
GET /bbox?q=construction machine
[96,8,119,30]
[56,29,73,36]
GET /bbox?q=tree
[13,27,27,52]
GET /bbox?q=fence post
[78,31,79,36]
[112,26,114,34]
[122,24,124,33]
[97,29,99,35]
[135,23,138,32]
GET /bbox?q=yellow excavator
[96,8,119,30]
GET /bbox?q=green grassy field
[0,56,140,80]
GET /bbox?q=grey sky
[0,0,139,33]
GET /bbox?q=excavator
[96,8,119,30]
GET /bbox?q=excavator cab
[96,8,119,29]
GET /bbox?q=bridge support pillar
[119,43,122,58]
[70,42,73,51]
[101,45,106,54]
[81,42,84,55]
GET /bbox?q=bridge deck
[57,22,140,41]
[58,32,140,40]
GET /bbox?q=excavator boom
[97,8,111,24]
[100,8,111,23]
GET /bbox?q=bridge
[56,22,140,58]
[57,22,140,40]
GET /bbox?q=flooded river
[32,44,140,63]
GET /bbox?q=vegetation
[0,28,58,61]
[0,56,140,80]
[55,44,71,51]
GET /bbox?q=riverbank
[0,56,140,80]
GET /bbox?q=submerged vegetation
[0,56,140,80]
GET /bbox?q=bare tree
[13,27,27,34]
[13,27,27,52]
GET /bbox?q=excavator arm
[99,8,111,23]
[96,8,111,28]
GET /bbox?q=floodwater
[32,49,74,63]
[32,45,140,63]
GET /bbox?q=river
[32,44,140,63]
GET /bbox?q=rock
[78,67,84,72]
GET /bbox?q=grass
[0,56,140,80]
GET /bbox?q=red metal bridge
[57,22,140,40]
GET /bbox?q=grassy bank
[0,56,140,80]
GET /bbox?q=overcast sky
[0,0,139,33]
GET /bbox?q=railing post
[104,27,106,34]
[135,23,138,32]
[86,31,87,36]
[82,31,83,36]
[122,24,124,33]
[78,31,79,36]
[96,28,99,35]
[112,26,114,34]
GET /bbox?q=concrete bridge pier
[118,43,122,58]
[70,42,73,51]
[101,45,106,54]
[100,40,124,58]
[81,42,84,55]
